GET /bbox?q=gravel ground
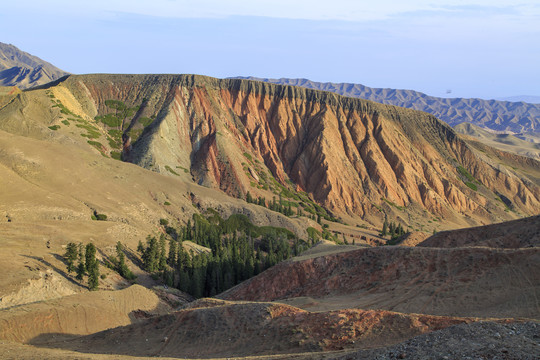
[332,321,540,360]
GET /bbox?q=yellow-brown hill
[0,285,170,344]
[1,74,538,233]
[31,299,479,358]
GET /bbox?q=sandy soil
[0,285,171,343]
[397,231,429,247]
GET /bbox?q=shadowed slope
[32,299,477,358]
[221,246,540,319]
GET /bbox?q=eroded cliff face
[8,74,540,227]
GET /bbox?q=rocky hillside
[238,77,540,135]
[221,245,539,319]
[32,298,477,358]
[0,42,68,89]
[1,74,538,231]
[331,322,540,360]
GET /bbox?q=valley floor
[1,224,538,359]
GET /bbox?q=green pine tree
[186,220,192,240]
[85,243,99,290]
[168,239,177,267]
[389,222,395,238]
[381,219,388,236]
[115,241,135,280]
[64,242,78,273]
[137,240,144,254]
[178,268,190,293]
[158,236,167,271]
[88,262,99,291]
[76,243,86,280]
[143,236,159,272]
[76,259,85,281]
[85,243,97,272]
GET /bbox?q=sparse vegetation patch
[77,123,101,139]
[110,151,122,160]
[457,166,476,182]
[176,166,190,173]
[104,242,136,280]
[91,210,107,221]
[138,117,153,127]
[381,197,405,211]
[165,165,180,176]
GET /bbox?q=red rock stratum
[2,74,538,229]
[221,246,540,319]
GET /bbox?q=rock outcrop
[2,74,538,228]
[238,76,540,134]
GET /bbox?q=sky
[1,0,539,99]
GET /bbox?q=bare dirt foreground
[27,299,483,358]
[0,285,171,344]
[1,232,538,359]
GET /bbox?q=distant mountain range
[2,42,537,135]
[235,77,539,135]
[497,95,540,104]
[0,42,68,89]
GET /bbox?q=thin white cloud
[7,0,540,22]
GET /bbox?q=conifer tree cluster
[107,241,136,280]
[245,192,294,217]
[65,242,100,290]
[380,219,407,240]
[139,212,308,298]
[64,242,78,273]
